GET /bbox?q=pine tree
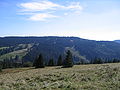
[0,62,2,72]
[113,59,118,63]
[63,50,73,67]
[15,55,19,61]
[93,58,103,64]
[57,55,63,66]
[2,59,7,69]
[0,66,2,72]
[34,54,45,68]
[48,59,54,66]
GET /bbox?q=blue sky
[0,0,120,40]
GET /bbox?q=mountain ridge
[0,36,120,63]
[114,40,120,43]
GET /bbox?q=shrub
[0,65,2,72]
[23,62,33,67]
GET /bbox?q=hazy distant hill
[114,40,120,43]
[0,36,120,63]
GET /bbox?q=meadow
[0,63,120,90]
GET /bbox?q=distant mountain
[114,40,120,43]
[0,36,120,63]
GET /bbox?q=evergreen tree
[57,55,63,66]
[2,59,7,69]
[0,66,2,72]
[15,55,19,61]
[9,57,14,68]
[112,59,118,63]
[93,58,103,64]
[0,62,2,72]
[63,50,73,67]
[34,54,45,68]
[48,59,54,66]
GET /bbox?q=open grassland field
[0,63,120,90]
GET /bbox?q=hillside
[0,63,120,90]
[0,37,120,63]
[114,40,120,43]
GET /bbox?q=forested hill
[0,36,120,63]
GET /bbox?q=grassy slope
[0,63,120,90]
[0,49,28,61]
[0,47,9,50]
[0,44,33,61]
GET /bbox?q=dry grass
[0,68,33,74]
[0,63,120,90]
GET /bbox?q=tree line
[33,50,73,68]
[0,50,73,71]
[0,50,74,71]
[0,50,120,72]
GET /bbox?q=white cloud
[20,1,60,12]
[28,13,58,21]
[18,0,83,21]
[65,2,83,11]
[64,13,69,16]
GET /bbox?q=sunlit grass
[0,63,120,90]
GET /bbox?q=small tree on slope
[63,50,73,68]
[34,54,45,68]
[48,59,55,66]
[57,55,63,66]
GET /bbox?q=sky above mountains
[0,0,120,41]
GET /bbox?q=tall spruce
[112,59,119,63]
[34,54,45,68]
[48,59,54,66]
[63,50,73,67]
[0,66,2,72]
[57,55,63,66]
[93,58,103,64]
[0,62,2,72]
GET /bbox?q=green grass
[0,44,33,61]
[0,63,120,90]
[0,49,28,61]
[0,47,9,50]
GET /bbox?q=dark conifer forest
[0,37,120,69]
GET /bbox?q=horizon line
[0,35,118,41]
